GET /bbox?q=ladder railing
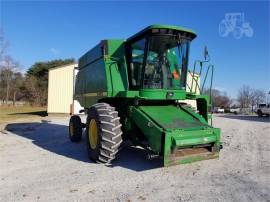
[189,60,214,105]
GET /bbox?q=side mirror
[204,46,209,61]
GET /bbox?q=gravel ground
[0,115,269,202]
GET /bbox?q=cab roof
[127,24,197,42]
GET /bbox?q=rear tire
[86,103,122,164]
[69,115,82,142]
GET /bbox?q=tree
[206,88,232,109]
[237,85,267,113]
[0,56,19,104]
[237,85,252,109]
[0,28,8,60]
[10,72,24,105]
[25,58,75,105]
[24,75,47,106]
[250,89,266,112]
[0,29,22,105]
[27,58,75,78]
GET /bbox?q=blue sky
[1,1,269,98]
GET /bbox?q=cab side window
[128,38,146,89]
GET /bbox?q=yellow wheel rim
[89,119,98,149]
[69,123,74,136]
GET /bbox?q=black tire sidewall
[69,115,82,142]
[86,107,101,161]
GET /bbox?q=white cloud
[50,48,60,56]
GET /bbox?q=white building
[47,63,83,114]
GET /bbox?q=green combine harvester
[69,25,222,166]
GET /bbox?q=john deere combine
[69,25,221,166]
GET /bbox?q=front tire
[86,103,122,164]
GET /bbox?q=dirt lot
[0,115,269,202]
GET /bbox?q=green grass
[0,106,47,123]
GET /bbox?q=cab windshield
[144,35,190,89]
[127,33,190,90]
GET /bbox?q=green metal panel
[129,106,163,153]
[180,104,208,124]
[115,91,139,97]
[138,89,186,100]
[106,39,125,55]
[75,58,107,107]
[75,39,130,107]
[129,105,221,158]
[84,59,107,92]
[171,129,218,147]
[163,128,221,166]
[78,42,104,69]
[186,93,211,122]
[139,105,209,131]
[104,40,128,96]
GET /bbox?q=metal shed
[47,63,82,114]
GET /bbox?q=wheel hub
[89,119,98,149]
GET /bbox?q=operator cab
[126,25,196,91]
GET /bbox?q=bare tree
[0,28,10,104]
[210,88,232,109]
[254,90,266,104]
[237,85,252,109]
[10,72,24,106]
[0,29,25,106]
[0,56,19,104]
[250,89,266,112]
[0,28,9,60]
[24,76,47,106]
[237,85,267,113]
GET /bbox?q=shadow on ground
[8,111,48,117]
[219,114,270,123]
[5,121,162,172]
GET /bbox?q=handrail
[190,60,201,93]
[189,60,215,105]
[188,71,200,94]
